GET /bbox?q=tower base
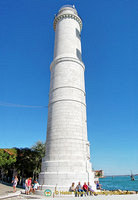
[39,171,96,192]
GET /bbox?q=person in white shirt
[33,180,39,193]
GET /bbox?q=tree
[0,141,46,183]
[31,141,45,179]
[0,149,16,167]
[15,148,36,178]
[15,141,45,180]
[0,149,17,181]
[31,141,45,158]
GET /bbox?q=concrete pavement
[0,183,138,200]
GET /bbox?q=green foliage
[0,141,45,180]
[31,141,45,177]
[0,149,16,168]
[31,140,45,158]
[15,141,45,178]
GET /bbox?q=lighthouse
[39,5,96,191]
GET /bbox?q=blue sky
[0,0,138,175]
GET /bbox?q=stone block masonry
[39,5,96,191]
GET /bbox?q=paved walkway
[0,183,138,200]
[0,183,20,196]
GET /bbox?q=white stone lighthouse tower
[39,5,96,191]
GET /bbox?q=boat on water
[131,171,135,181]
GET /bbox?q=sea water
[99,175,138,191]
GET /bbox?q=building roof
[0,148,17,156]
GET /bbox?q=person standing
[25,178,29,195]
[27,177,32,194]
[12,175,18,192]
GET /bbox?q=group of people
[12,175,101,196]
[12,176,39,194]
[25,177,40,195]
[70,182,97,196]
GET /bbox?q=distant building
[2,148,16,156]
[95,170,104,178]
